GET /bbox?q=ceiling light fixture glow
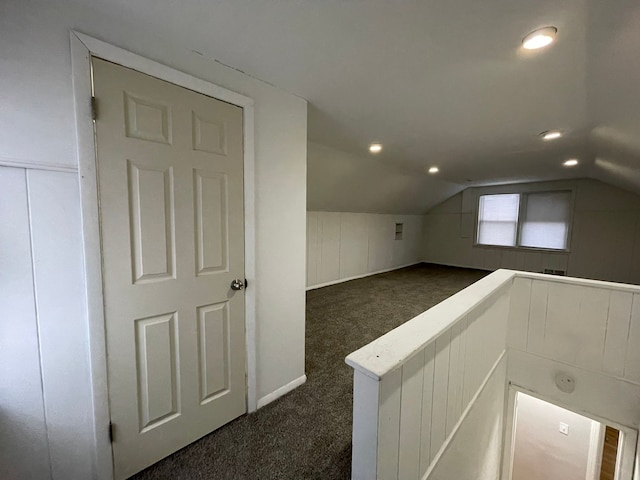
[522,26,558,50]
[541,130,562,141]
[563,159,579,167]
[428,166,439,174]
[369,143,382,153]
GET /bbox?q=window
[477,194,520,247]
[520,192,571,250]
[476,191,571,250]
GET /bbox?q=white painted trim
[512,270,640,294]
[421,351,507,480]
[73,32,253,108]
[256,375,307,409]
[586,420,605,480]
[634,439,639,480]
[70,32,113,480]
[616,429,638,480]
[0,156,79,173]
[500,385,519,480]
[242,104,257,414]
[305,262,421,291]
[346,269,513,380]
[351,371,381,479]
[70,31,258,480]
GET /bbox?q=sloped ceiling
[307,142,462,214]
[52,0,640,211]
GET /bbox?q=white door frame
[585,419,606,480]
[70,31,257,480]
[502,384,638,480]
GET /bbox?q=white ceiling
[79,0,640,209]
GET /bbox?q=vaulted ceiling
[75,0,640,210]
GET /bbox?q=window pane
[477,194,519,246]
[478,220,518,247]
[520,191,571,250]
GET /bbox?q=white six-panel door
[92,58,246,479]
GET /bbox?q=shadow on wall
[511,392,601,480]
[0,405,50,479]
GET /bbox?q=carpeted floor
[132,263,487,480]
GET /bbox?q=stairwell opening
[503,389,636,480]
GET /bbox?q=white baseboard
[256,374,307,409]
[306,262,422,291]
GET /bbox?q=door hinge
[91,96,98,121]
[108,422,114,443]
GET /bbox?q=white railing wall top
[345,269,514,381]
[346,268,640,382]
[346,268,640,480]
[514,270,640,294]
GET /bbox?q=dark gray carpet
[132,263,487,479]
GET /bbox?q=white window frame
[474,189,574,252]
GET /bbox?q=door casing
[70,31,257,480]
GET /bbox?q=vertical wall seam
[459,317,468,415]
[338,212,343,279]
[542,283,550,342]
[623,294,636,378]
[307,215,311,285]
[396,366,404,479]
[25,169,54,480]
[416,349,427,478]
[428,347,436,465]
[601,291,612,367]
[444,327,455,436]
[366,215,372,274]
[373,379,380,480]
[628,213,640,282]
[524,279,533,351]
[442,331,452,440]
[317,214,323,283]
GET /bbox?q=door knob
[230,279,245,291]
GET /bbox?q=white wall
[427,357,506,480]
[1,1,307,477]
[508,275,640,386]
[1,167,49,480]
[0,167,93,480]
[423,178,640,285]
[511,393,597,480]
[306,211,424,288]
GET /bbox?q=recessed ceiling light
[541,130,562,141]
[428,166,439,174]
[522,26,558,50]
[369,143,382,153]
[563,159,579,167]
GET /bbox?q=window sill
[473,243,570,254]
